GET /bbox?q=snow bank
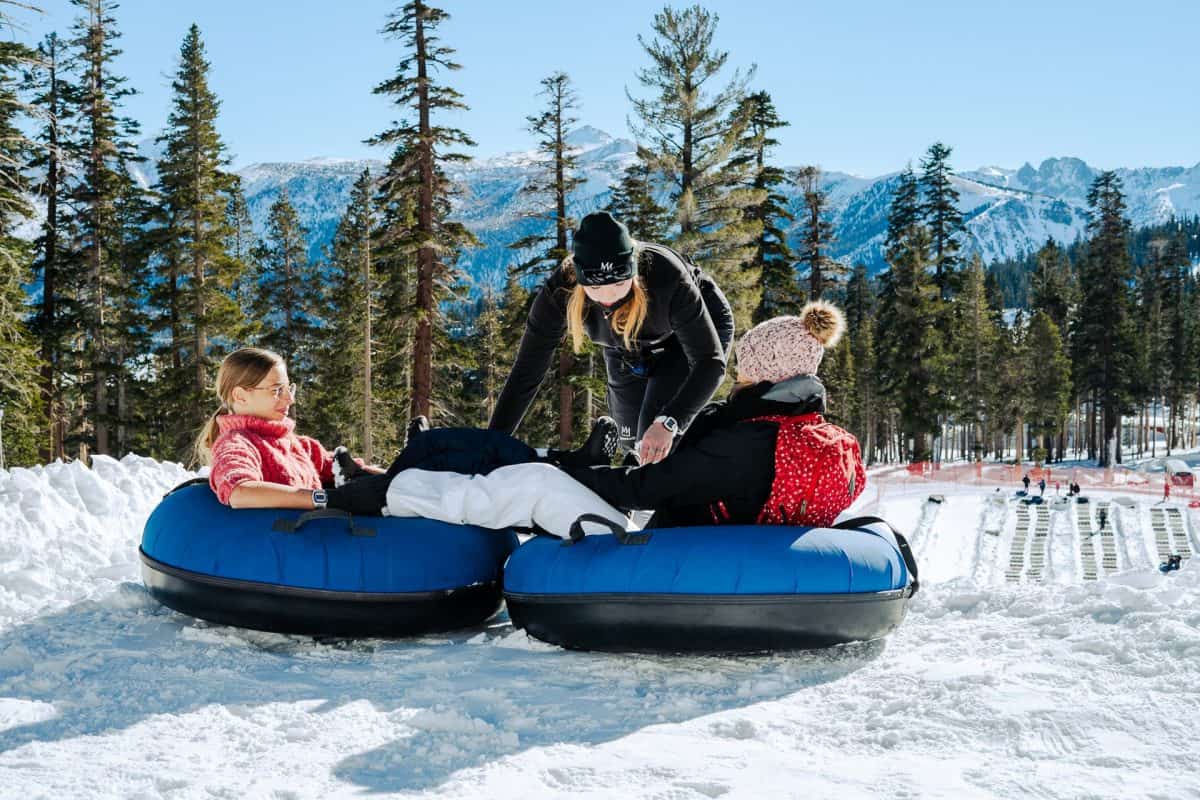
[0,457,1197,798]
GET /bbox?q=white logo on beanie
[600,261,615,273]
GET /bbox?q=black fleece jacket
[564,376,827,528]
[489,243,727,435]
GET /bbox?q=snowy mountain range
[125,128,1200,287]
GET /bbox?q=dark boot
[325,472,392,517]
[332,446,368,487]
[547,417,619,469]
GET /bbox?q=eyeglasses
[249,382,298,400]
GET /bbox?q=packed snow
[0,455,1198,798]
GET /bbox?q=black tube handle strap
[566,514,650,546]
[834,515,920,595]
[272,509,376,537]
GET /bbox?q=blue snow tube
[503,517,918,653]
[140,480,518,637]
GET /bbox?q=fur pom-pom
[800,300,846,349]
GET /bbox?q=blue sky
[13,0,1199,176]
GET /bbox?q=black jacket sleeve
[657,277,728,429]
[564,423,776,514]
[488,275,569,435]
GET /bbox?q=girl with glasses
[194,348,627,538]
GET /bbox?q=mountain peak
[565,125,614,149]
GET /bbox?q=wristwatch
[653,415,679,436]
[311,488,328,509]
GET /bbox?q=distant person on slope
[194,348,626,538]
[489,211,734,465]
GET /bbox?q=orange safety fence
[871,460,1200,506]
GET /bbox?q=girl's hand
[638,422,674,465]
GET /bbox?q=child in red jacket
[195,348,624,534]
[194,347,384,511]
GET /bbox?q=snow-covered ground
[0,457,1198,799]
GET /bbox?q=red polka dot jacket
[564,376,865,528]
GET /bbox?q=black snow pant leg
[604,341,691,453]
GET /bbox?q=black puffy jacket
[489,243,730,435]
[564,376,827,528]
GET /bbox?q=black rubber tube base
[141,549,504,638]
[504,590,911,654]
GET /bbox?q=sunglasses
[249,382,298,400]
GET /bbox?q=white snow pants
[383,462,630,539]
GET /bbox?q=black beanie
[572,211,636,285]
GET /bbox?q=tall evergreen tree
[606,161,672,242]
[795,165,840,302]
[507,71,584,447]
[311,170,379,460]
[251,188,322,372]
[153,24,244,456]
[369,143,418,449]
[0,34,43,465]
[988,313,1029,461]
[876,169,945,462]
[729,91,796,323]
[1070,171,1136,466]
[918,141,964,300]
[370,1,478,421]
[225,181,258,337]
[951,255,999,459]
[1029,237,1074,332]
[629,4,763,330]
[65,0,144,456]
[844,263,877,461]
[1024,311,1072,461]
[1162,229,1196,452]
[23,32,74,461]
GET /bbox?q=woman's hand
[638,422,675,465]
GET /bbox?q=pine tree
[23,32,74,461]
[0,35,43,465]
[369,1,478,422]
[951,255,999,460]
[1024,311,1072,462]
[729,91,796,323]
[251,188,322,374]
[1131,241,1171,456]
[1070,171,1136,466]
[629,4,763,331]
[606,161,672,242]
[988,313,1029,461]
[821,336,855,428]
[876,169,945,462]
[1029,237,1074,333]
[1162,229,1196,452]
[225,181,258,338]
[310,169,379,460]
[795,165,841,302]
[65,0,145,456]
[845,263,877,461]
[507,71,585,448]
[918,141,964,300]
[370,144,418,449]
[153,24,244,457]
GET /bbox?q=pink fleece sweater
[208,414,335,505]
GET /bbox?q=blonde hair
[564,248,650,353]
[191,347,286,466]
